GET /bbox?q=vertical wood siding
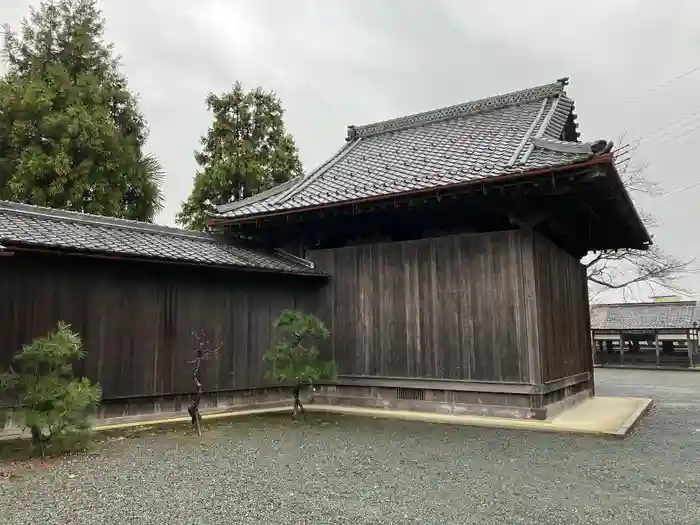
[310,229,591,385]
[532,234,592,382]
[0,229,591,402]
[310,230,547,383]
[0,252,323,399]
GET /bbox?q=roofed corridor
[592,302,700,368]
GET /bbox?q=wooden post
[691,322,698,369]
[619,333,624,365]
[687,330,694,369]
[654,332,660,367]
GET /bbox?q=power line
[623,120,700,157]
[634,111,700,146]
[644,122,700,150]
[614,111,700,161]
[657,177,700,199]
[606,64,700,114]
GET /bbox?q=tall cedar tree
[0,0,164,220]
[176,82,302,231]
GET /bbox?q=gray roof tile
[590,302,700,330]
[216,78,607,220]
[0,201,320,275]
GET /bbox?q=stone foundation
[97,386,296,420]
[309,374,593,421]
[1,374,593,437]
[97,374,593,422]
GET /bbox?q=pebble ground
[1,369,699,525]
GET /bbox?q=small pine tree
[0,322,101,459]
[263,310,335,420]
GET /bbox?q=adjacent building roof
[590,301,700,331]
[214,77,613,221]
[0,201,321,275]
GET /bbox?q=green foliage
[0,321,101,456]
[176,81,303,230]
[0,0,164,221]
[263,310,335,386]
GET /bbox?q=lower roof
[0,201,323,276]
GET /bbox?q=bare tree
[585,139,695,300]
[186,330,224,436]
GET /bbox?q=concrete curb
[612,398,654,438]
[595,364,700,372]
[302,403,640,438]
[100,405,573,436]
[1,398,653,443]
[94,406,293,432]
[0,406,295,442]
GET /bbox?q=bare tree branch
[586,140,695,299]
[187,330,224,436]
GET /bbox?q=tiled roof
[0,201,320,275]
[590,302,700,331]
[215,77,612,220]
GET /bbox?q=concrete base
[0,395,653,442]
[595,364,700,372]
[304,396,652,438]
[310,375,593,421]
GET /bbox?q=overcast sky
[2,0,700,301]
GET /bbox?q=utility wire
[657,177,700,199]
[634,111,700,146]
[613,111,700,160]
[606,69,700,160]
[606,64,700,114]
[643,122,700,151]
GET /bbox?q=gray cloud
[2,0,700,300]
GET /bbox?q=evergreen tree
[0,0,164,220]
[0,322,101,460]
[176,82,302,231]
[263,310,335,420]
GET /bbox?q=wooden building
[591,301,700,368]
[1,78,650,421]
[0,202,328,416]
[208,78,650,419]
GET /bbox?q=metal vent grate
[397,388,425,401]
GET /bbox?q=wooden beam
[508,211,549,230]
[332,373,590,395]
[541,373,591,394]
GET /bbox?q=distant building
[590,301,700,368]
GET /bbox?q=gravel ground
[1,368,700,525]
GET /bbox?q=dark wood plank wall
[309,230,542,383]
[532,233,592,383]
[0,252,323,399]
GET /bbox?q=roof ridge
[518,96,563,165]
[0,200,219,243]
[506,98,549,167]
[346,78,569,141]
[271,139,363,206]
[531,136,605,155]
[214,177,302,214]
